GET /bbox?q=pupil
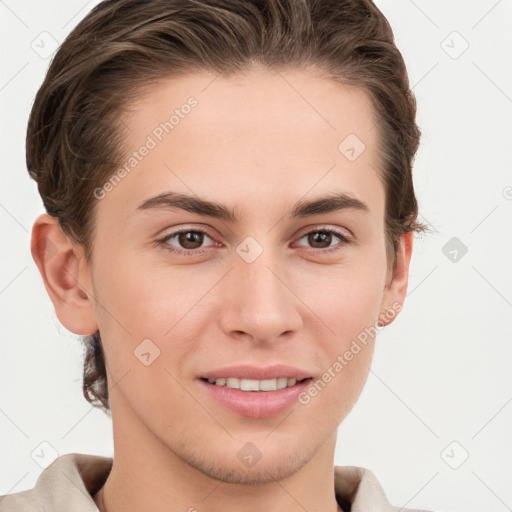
[310,231,330,248]
[180,231,202,249]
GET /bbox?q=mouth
[198,376,313,419]
[199,376,312,391]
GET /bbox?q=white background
[1,1,511,511]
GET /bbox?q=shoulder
[334,464,441,512]
[0,452,112,512]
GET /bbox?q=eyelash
[155,226,351,257]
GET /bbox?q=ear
[30,213,98,335]
[377,231,413,327]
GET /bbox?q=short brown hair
[27,0,429,415]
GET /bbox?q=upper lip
[200,364,312,381]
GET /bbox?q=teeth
[240,379,260,391]
[260,379,279,391]
[276,377,288,389]
[207,377,299,391]
[226,377,240,388]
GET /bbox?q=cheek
[297,256,385,337]
[319,340,375,424]
[93,247,200,335]
[91,250,212,382]
[301,279,379,420]
[294,259,384,411]
[88,256,157,369]
[90,256,203,431]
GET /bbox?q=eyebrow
[134,190,370,222]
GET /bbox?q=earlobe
[377,231,414,327]
[30,213,98,335]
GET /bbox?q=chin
[200,457,306,485]
[181,437,316,485]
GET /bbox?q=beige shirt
[0,453,434,512]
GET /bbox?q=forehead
[123,66,378,152]
[97,67,384,229]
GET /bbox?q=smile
[203,377,309,391]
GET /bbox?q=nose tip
[219,254,303,343]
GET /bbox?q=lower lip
[198,378,313,419]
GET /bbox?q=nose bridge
[221,240,302,340]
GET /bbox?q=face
[37,66,411,485]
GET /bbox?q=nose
[218,246,303,345]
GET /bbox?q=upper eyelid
[295,224,351,239]
[160,226,216,242]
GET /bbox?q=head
[28,0,429,484]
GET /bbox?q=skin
[31,66,413,512]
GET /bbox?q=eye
[155,226,352,258]
[294,227,351,253]
[156,228,217,256]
